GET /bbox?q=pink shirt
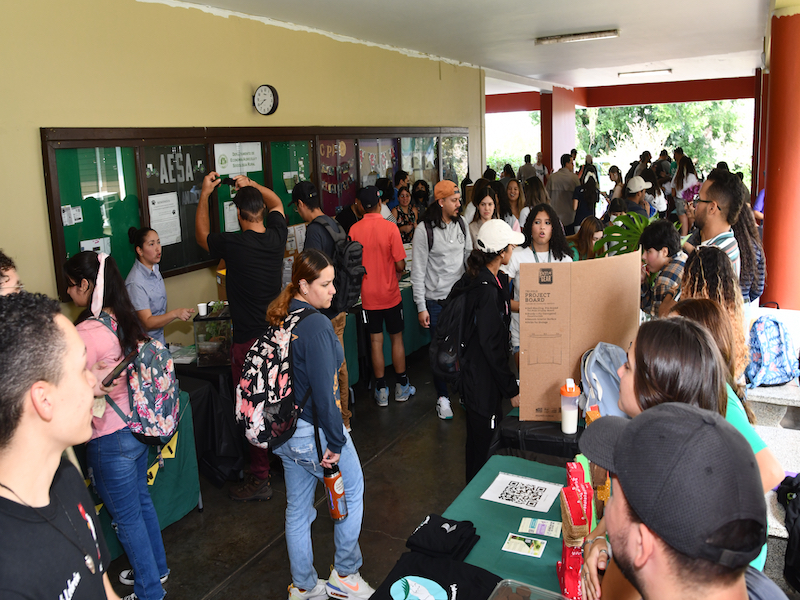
[349,213,406,310]
[76,319,130,440]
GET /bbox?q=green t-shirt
[724,384,767,571]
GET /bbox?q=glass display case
[358,138,399,187]
[401,136,438,194]
[193,302,232,367]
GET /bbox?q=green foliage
[487,150,526,174]
[595,212,658,256]
[576,100,753,185]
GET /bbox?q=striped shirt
[641,251,687,317]
[701,229,741,279]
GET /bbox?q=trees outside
[575,100,754,187]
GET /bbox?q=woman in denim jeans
[64,251,168,600]
[268,249,374,600]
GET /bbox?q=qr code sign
[498,481,546,507]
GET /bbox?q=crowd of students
[0,141,783,600]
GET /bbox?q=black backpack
[779,474,800,592]
[424,217,467,251]
[313,217,366,314]
[428,283,481,388]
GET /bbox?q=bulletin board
[212,141,266,233]
[270,140,313,226]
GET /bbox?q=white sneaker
[375,386,389,407]
[288,579,328,600]
[394,382,416,402]
[119,569,169,586]
[326,568,375,599]
[436,397,454,420]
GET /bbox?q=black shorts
[364,302,404,335]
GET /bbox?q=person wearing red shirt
[349,186,415,406]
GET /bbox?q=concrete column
[763,8,800,309]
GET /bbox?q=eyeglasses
[0,283,24,293]
[693,198,713,207]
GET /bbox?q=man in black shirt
[291,181,352,431]
[196,172,287,501]
[336,198,365,234]
[0,292,115,599]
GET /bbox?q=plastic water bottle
[560,378,580,435]
[323,465,348,521]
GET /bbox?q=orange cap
[561,379,580,397]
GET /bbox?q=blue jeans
[426,299,449,398]
[87,427,168,600]
[274,420,364,590]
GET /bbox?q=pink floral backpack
[94,312,180,445]
[234,307,314,449]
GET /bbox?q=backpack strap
[425,217,466,252]
[88,312,134,419]
[313,216,346,245]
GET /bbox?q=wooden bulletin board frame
[41,126,468,302]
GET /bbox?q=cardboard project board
[518,252,640,421]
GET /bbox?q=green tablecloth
[442,455,566,593]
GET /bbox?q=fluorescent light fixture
[618,68,673,78]
[535,29,619,45]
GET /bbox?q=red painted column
[541,92,553,173]
[763,11,800,309]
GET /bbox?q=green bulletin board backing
[55,147,141,279]
[270,140,312,226]
[214,142,265,233]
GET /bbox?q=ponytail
[266,249,333,327]
[267,285,296,327]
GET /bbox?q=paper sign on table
[519,517,562,538]
[480,471,562,512]
[502,533,547,558]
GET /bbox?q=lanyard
[532,249,552,263]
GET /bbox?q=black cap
[579,403,766,569]
[357,186,382,209]
[291,181,318,205]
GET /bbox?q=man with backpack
[196,172,287,502]
[411,180,471,420]
[292,181,353,431]
[349,186,415,407]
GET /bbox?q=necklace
[0,480,98,574]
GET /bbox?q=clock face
[253,84,278,115]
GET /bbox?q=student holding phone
[64,251,169,600]
[126,227,194,346]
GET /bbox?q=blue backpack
[746,315,800,388]
[578,342,629,418]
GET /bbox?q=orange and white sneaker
[288,579,328,600]
[326,568,375,599]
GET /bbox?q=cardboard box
[519,252,640,421]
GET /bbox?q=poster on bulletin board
[213,142,265,233]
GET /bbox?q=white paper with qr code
[479,472,562,512]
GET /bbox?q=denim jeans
[274,420,364,590]
[426,299,449,398]
[87,427,168,600]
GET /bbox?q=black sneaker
[229,473,273,501]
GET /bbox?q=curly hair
[0,292,65,449]
[682,246,748,379]
[732,203,764,297]
[0,249,15,274]
[521,203,572,260]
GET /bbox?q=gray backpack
[578,342,629,419]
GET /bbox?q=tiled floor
[107,350,800,599]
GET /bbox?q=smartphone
[102,348,138,387]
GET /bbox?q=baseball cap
[434,180,459,201]
[357,186,381,209]
[291,181,318,205]
[476,219,525,253]
[626,176,652,194]
[579,403,766,569]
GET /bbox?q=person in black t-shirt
[196,172,288,502]
[336,199,364,234]
[0,292,115,599]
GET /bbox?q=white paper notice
[71,206,84,224]
[293,224,306,254]
[214,142,262,174]
[61,205,74,227]
[223,201,240,232]
[149,192,182,245]
[480,472,562,513]
[80,237,111,255]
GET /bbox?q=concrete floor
[106,350,800,599]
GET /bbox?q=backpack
[313,217,366,314]
[234,306,314,449]
[778,474,800,593]
[93,313,180,445]
[746,315,800,388]
[428,283,479,389]
[424,217,467,252]
[578,342,629,418]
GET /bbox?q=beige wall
[0,0,483,343]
